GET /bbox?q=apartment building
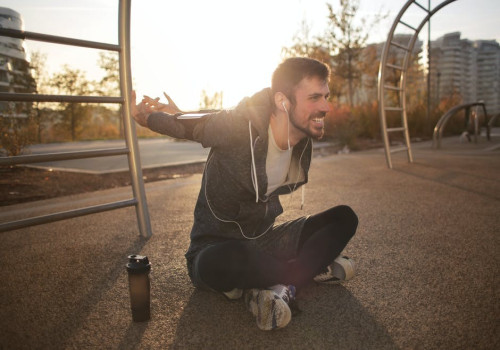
[475,39,500,114]
[0,7,35,118]
[430,32,500,114]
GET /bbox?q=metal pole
[427,0,431,130]
[118,0,152,237]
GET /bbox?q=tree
[96,52,120,96]
[0,103,36,156]
[96,52,122,136]
[281,1,386,106]
[200,90,223,110]
[323,0,386,106]
[29,50,49,143]
[49,65,91,141]
[282,20,331,64]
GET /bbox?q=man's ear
[274,92,289,112]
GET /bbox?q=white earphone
[282,101,288,114]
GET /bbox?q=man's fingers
[163,92,179,108]
[131,90,137,106]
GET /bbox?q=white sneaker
[222,288,243,300]
[314,256,356,284]
[244,284,296,330]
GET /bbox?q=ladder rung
[386,63,404,71]
[413,1,430,13]
[399,20,417,32]
[390,41,410,51]
[384,84,401,91]
[390,146,408,154]
[387,127,406,133]
[385,107,404,111]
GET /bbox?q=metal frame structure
[0,0,152,236]
[378,0,457,169]
[432,102,490,148]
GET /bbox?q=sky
[2,0,500,110]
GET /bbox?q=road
[26,138,210,174]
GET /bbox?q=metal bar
[0,92,123,104]
[390,146,409,153]
[384,85,401,91]
[0,199,137,233]
[432,102,485,148]
[377,0,417,169]
[413,1,430,13]
[387,127,406,132]
[386,63,404,71]
[0,148,129,166]
[390,41,411,51]
[399,20,417,31]
[0,28,120,51]
[118,0,152,238]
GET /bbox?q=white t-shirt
[265,125,293,195]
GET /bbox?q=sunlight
[129,0,300,109]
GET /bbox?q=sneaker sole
[248,289,292,331]
[333,256,355,281]
[314,256,356,284]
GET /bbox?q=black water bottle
[126,254,151,322]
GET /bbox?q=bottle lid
[126,254,151,274]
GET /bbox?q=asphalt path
[26,138,210,174]
[1,134,499,349]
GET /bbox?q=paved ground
[0,135,499,349]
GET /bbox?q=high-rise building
[430,32,500,115]
[0,7,35,118]
[475,39,500,115]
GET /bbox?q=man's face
[288,76,330,140]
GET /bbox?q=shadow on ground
[170,284,397,349]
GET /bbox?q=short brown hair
[271,57,330,105]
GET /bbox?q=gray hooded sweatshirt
[147,88,313,261]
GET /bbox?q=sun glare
[130,0,294,110]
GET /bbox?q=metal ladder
[378,0,458,169]
[0,0,152,236]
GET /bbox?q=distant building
[0,7,35,118]
[475,39,500,114]
[430,32,500,114]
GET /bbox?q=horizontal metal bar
[386,63,404,71]
[390,41,410,51]
[0,148,129,166]
[384,84,401,91]
[0,199,137,233]
[0,28,120,52]
[399,20,417,31]
[0,92,124,104]
[385,107,404,111]
[390,146,408,153]
[387,127,406,132]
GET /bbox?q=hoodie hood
[233,88,274,138]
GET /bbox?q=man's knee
[340,205,358,227]
[332,205,358,240]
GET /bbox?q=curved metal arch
[432,102,489,148]
[378,0,458,169]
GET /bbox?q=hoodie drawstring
[249,121,259,203]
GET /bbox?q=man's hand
[143,92,182,114]
[130,91,182,127]
[130,90,150,127]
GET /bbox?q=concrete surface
[0,135,499,349]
